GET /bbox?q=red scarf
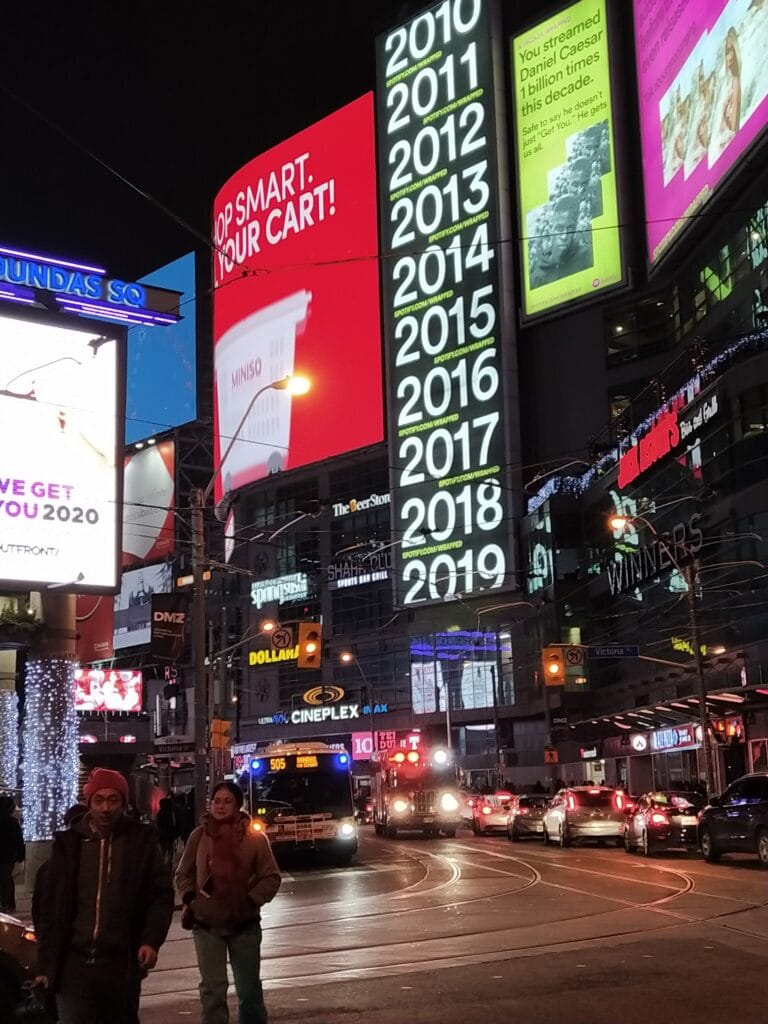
[205,814,244,908]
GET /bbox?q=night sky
[1,1,427,281]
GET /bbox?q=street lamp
[607,511,716,796]
[191,374,310,820]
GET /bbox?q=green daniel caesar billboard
[512,0,623,318]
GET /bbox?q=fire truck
[370,746,461,838]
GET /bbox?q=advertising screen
[113,562,173,650]
[212,95,383,501]
[74,668,143,713]
[75,595,114,663]
[635,0,768,264]
[0,313,121,591]
[125,253,196,443]
[512,0,622,317]
[122,440,175,567]
[377,0,515,607]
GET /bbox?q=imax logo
[153,611,186,624]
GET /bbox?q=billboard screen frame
[376,0,518,610]
[0,306,124,594]
[633,0,768,268]
[511,0,626,321]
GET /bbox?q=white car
[542,786,626,847]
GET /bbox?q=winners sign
[376,0,515,607]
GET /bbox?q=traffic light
[542,646,565,686]
[297,622,323,669]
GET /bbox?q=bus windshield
[251,769,353,819]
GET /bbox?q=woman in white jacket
[175,782,281,1024]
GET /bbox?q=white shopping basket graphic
[215,290,311,493]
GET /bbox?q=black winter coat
[36,814,173,987]
[0,813,24,864]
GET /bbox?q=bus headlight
[392,798,409,814]
[339,820,356,838]
[440,793,460,813]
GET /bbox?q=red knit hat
[83,768,129,805]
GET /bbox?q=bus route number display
[376,0,513,607]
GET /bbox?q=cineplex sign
[258,702,389,727]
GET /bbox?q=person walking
[35,767,174,1024]
[0,793,24,912]
[175,781,281,1024]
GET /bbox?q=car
[698,772,768,868]
[0,911,38,1019]
[506,794,548,840]
[461,794,479,829]
[542,786,626,847]
[624,790,705,856]
[472,792,513,835]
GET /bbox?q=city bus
[371,746,461,838]
[241,742,358,865]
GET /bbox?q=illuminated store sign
[332,492,390,517]
[512,0,623,317]
[0,244,180,327]
[630,733,649,752]
[262,701,389,726]
[327,547,392,590]
[376,0,515,607]
[618,402,682,489]
[249,646,299,666]
[604,514,703,596]
[650,724,698,753]
[250,572,309,609]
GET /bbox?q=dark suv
[698,773,768,868]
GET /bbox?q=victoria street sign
[587,645,639,658]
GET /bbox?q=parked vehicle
[471,792,513,835]
[0,911,37,1019]
[698,773,768,868]
[542,786,626,847]
[624,790,704,856]
[461,793,479,829]
[506,794,548,840]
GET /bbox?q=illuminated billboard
[512,0,623,317]
[122,440,175,567]
[0,313,121,591]
[125,252,196,443]
[634,0,768,264]
[74,668,143,713]
[377,0,516,607]
[113,562,173,650]
[211,95,383,501]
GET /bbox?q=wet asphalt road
[140,827,768,1023]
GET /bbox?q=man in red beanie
[34,767,173,1024]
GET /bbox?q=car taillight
[481,805,493,815]
[519,807,529,815]
[567,794,576,811]
[650,811,668,825]
[614,792,624,812]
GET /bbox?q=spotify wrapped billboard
[512,0,623,318]
[376,0,516,607]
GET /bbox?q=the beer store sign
[332,492,390,517]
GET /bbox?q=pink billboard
[634,0,768,263]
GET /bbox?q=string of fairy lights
[19,657,79,841]
[0,689,18,792]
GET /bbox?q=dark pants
[0,861,15,910]
[55,951,141,1024]
[193,923,267,1024]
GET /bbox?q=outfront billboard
[512,0,623,318]
[634,0,768,264]
[211,95,383,502]
[0,312,122,591]
[377,0,516,608]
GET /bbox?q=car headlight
[440,792,460,813]
[339,821,356,838]
[392,798,409,814]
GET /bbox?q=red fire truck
[371,746,461,838]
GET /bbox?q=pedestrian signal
[542,647,565,686]
[297,622,323,669]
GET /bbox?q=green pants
[193,922,267,1024]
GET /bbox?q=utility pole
[685,561,717,797]
[190,487,209,822]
